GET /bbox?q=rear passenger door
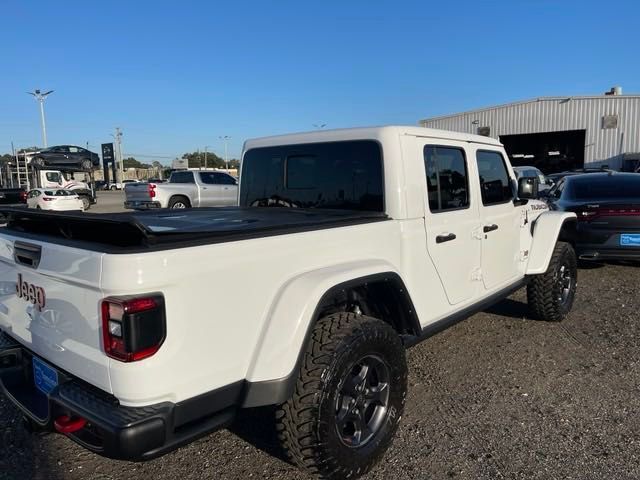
[474,149,522,290]
[422,143,482,305]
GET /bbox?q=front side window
[46,172,62,183]
[214,172,237,185]
[68,147,79,153]
[424,146,469,212]
[476,150,513,205]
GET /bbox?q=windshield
[240,140,384,211]
[569,175,640,200]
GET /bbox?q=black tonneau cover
[0,207,388,253]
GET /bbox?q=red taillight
[578,207,640,222]
[101,294,166,362]
[19,191,27,203]
[148,183,157,198]
[42,197,55,202]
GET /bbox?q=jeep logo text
[16,273,46,311]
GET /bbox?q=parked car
[25,188,84,211]
[0,188,27,205]
[28,145,100,170]
[124,170,238,209]
[107,180,139,190]
[543,172,640,261]
[546,166,614,185]
[0,126,577,479]
[512,166,553,192]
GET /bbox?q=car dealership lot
[1,261,639,480]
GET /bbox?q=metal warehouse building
[419,88,640,173]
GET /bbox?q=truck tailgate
[124,183,152,202]
[0,234,110,393]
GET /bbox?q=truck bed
[0,207,388,253]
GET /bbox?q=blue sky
[1,0,639,164]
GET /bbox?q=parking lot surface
[1,261,639,480]
[90,191,127,214]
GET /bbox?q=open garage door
[500,130,585,174]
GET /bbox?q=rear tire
[80,159,92,170]
[168,196,190,209]
[527,241,577,322]
[276,313,407,479]
[32,157,45,167]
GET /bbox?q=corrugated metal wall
[420,96,640,169]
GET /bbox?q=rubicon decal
[16,273,46,311]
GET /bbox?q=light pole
[219,136,231,172]
[203,146,210,169]
[27,89,54,147]
[111,128,124,182]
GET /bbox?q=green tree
[123,157,152,169]
[181,151,224,169]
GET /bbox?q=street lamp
[27,89,54,147]
[219,136,231,172]
[313,123,327,129]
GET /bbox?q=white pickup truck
[0,127,578,479]
[124,170,238,209]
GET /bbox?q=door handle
[483,224,499,233]
[436,233,456,244]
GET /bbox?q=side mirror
[517,177,538,199]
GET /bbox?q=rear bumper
[576,224,640,261]
[0,331,237,460]
[124,200,161,210]
[577,248,640,261]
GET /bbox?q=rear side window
[170,171,195,184]
[240,140,383,211]
[476,150,513,205]
[568,175,640,200]
[424,146,469,212]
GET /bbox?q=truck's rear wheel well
[314,273,421,337]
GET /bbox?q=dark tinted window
[215,173,237,185]
[240,140,383,211]
[424,146,469,212]
[476,150,513,205]
[568,175,640,200]
[170,171,195,184]
[199,172,237,185]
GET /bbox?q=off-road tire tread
[527,241,576,322]
[275,312,405,479]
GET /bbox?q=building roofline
[420,94,640,123]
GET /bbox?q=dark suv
[29,145,100,170]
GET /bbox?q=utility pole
[203,146,210,169]
[27,89,54,147]
[219,136,231,172]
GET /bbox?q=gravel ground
[1,261,639,480]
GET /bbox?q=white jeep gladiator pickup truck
[0,127,577,479]
[124,169,238,209]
